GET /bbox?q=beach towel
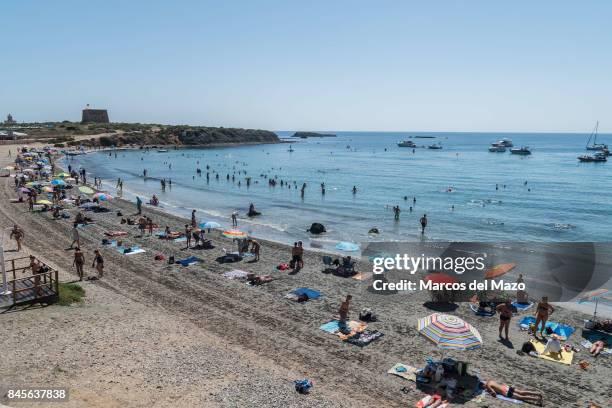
[387,363,419,381]
[223,269,250,280]
[511,301,534,312]
[470,303,496,317]
[105,231,128,237]
[292,287,321,300]
[346,329,384,347]
[518,316,575,339]
[352,272,371,281]
[320,320,367,339]
[530,340,574,365]
[116,246,146,255]
[177,256,202,266]
[497,395,523,404]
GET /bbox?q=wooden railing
[3,256,60,306]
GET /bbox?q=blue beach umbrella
[335,241,360,252]
[199,221,221,229]
[51,179,65,186]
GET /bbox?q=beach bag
[294,379,312,394]
[545,327,554,335]
[521,341,536,354]
[359,308,377,322]
[168,255,175,264]
[102,239,110,245]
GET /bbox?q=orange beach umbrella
[484,263,516,279]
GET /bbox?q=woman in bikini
[483,380,543,405]
[92,249,104,278]
[534,296,555,337]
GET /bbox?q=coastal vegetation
[8,122,280,148]
[58,282,86,306]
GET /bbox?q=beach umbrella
[578,288,610,319]
[56,172,70,178]
[93,192,112,201]
[417,313,483,350]
[51,179,65,186]
[78,186,94,194]
[222,229,248,239]
[42,186,54,193]
[23,168,35,173]
[36,199,53,205]
[335,241,360,252]
[18,187,30,193]
[199,221,221,229]
[484,263,516,279]
[424,273,459,284]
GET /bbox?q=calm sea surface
[65,131,612,247]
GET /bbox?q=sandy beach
[1,143,611,408]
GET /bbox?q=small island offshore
[291,131,337,138]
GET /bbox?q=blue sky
[2,0,611,132]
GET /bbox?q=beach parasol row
[417,313,483,350]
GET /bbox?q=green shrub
[58,283,85,306]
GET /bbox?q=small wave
[549,223,576,231]
[482,218,505,226]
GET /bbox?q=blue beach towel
[292,287,321,300]
[518,316,575,339]
[177,256,202,266]
[511,301,534,312]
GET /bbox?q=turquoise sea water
[65,131,612,247]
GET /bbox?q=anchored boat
[510,147,531,155]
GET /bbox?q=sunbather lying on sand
[482,379,543,405]
[590,340,605,357]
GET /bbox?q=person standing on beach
[496,300,513,340]
[27,194,33,211]
[249,239,261,261]
[420,214,428,234]
[231,211,238,227]
[534,296,555,337]
[297,241,304,269]
[10,224,24,252]
[339,295,352,324]
[136,196,142,215]
[73,248,85,281]
[69,224,80,249]
[92,249,104,278]
[191,210,197,228]
[138,217,146,237]
[184,224,192,248]
[147,217,154,235]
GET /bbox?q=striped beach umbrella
[417,313,483,350]
[222,229,248,239]
[93,192,112,201]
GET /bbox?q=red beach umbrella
[484,263,516,279]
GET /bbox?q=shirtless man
[482,379,542,405]
[73,248,85,281]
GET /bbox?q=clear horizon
[2,1,612,132]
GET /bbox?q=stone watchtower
[81,105,109,123]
